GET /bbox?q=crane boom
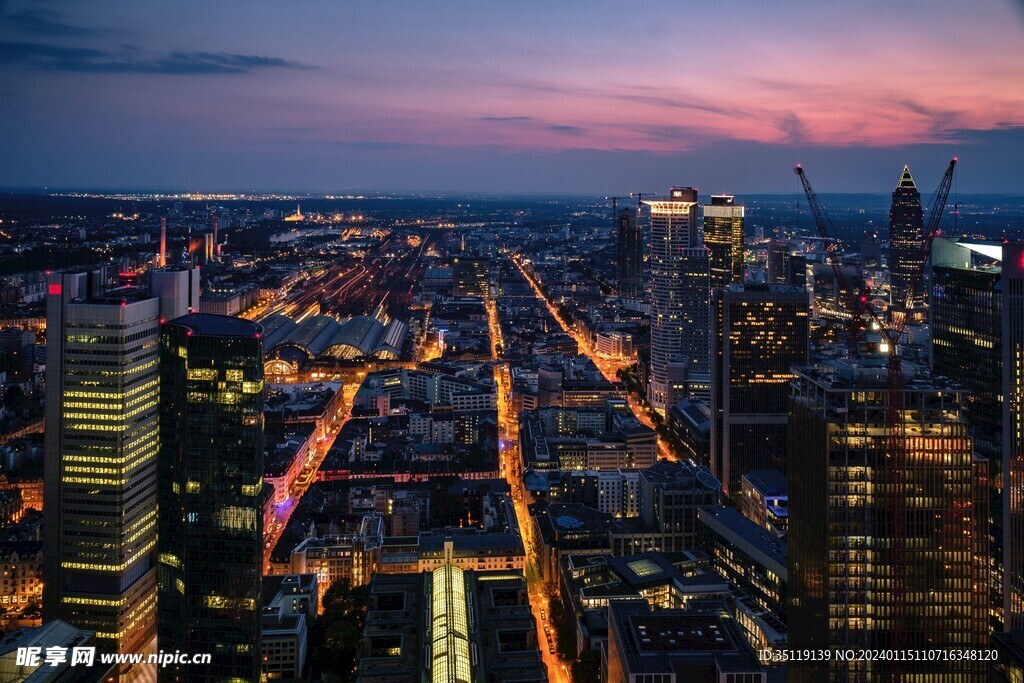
[793,165,882,353]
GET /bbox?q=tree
[571,648,601,683]
[312,581,371,682]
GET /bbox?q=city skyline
[3,2,1024,680]
[2,1,1023,193]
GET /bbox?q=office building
[157,314,265,682]
[711,285,809,493]
[703,195,744,289]
[698,506,788,625]
[739,470,788,536]
[645,188,711,412]
[43,267,196,658]
[931,237,1013,629]
[452,256,490,299]
[604,600,765,683]
[889,165,925,315]
[615,206,644,299]
[788,360,989,681]
[767,240,806,288]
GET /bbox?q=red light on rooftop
[48,283,62,296]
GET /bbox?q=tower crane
[794,158,957,656]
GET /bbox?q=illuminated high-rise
[615,205,643,299]
[452,256,490,299]
[703,195,744,289]
[931,237,1024,632]
[645,188,710,412]
[889,165,924,314]
[788,360,989,681]
[710,284,808,493]
[43,267,198,660]
[157,314,265,682]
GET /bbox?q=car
[549,645,555,654]
[540,609,546,620]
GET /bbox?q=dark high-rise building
[615,206,643,299]
[703,195,745,289]
[788,360,989,682]
[862,231,882,268]
[157,314,265,682]
[711,285,808,493]
[452,256,490,299]
[932,237,1024,633]
[43,267,199,661]
[645,188,710,412]
[767,240,806,288]
[889,165,924,314]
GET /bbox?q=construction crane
[605,196,625,217]
[793,165,881,355]
[794,158,957,658]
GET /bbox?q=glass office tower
[157,313,264,682]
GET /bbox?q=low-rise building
[0,620,116,682]
[0,540,42,612]
[603,600,766,683]
[739,470,788,536]
[520,404,656,471]
[261,574,318,681]
[699,507,788,630]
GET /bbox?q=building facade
[711,285,809,493]
[645,188,710,412]
[452,256,490,299]
[43,272,163,658]
[157,314,265,682]
[615,206,644,299]
[787,360,989,681]
[931,237,1007,630]
[703,194,745,289]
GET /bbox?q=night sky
[2,0,1023,194]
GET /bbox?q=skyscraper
[452,256,490,299]
[788,360,989,681]
[43,267,199,660]
[889,165,924,314]
[157,314,265,682]
[767,240,806,288]
[615,205,643,299]
[703,195,744,289]
[932,237,1024,632]
[645,188,710,412]
[711,284,808,493]
[1004,243,1024,635]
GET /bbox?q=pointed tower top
[897,165,917,190]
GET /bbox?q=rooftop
[742,470,788,497]
[167,312,262,338]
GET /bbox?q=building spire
[897,165,917,190]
